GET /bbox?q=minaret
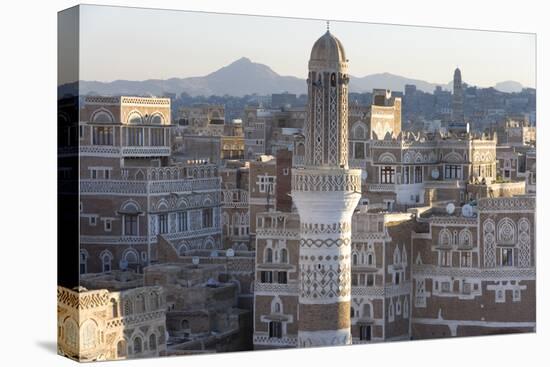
[452,67,464,123]
[292,26,361,347]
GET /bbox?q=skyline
[80,5,536,88]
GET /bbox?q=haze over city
[79,5,535,89]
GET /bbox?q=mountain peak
[231,57,253,65]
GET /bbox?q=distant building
[450,67,467,133]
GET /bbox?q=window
[394,272,400,285]
[354,142,365,159]
[414,166,423,183]
[501,248,514,267]
[104,219,112,232]
[102,253,112,273]
[381,166,395,184]
[149,334,157,351]
[277,271,287,284]
[440,251,452,267]
[80,251,87,274]
[352,253,358,265]
[441,281,451,293]
[79,125,84,138]
[367,274,374,286]
[158,214,168,234]
[177,211,188,232]
[133,337,142,354]
[127,127,144,146]
[89,216,97,226]
[360,325,372,341]
[367,253,374,266]
[202,208,213,228]
[280,248,288,263]
[124,215,138,236]
[117,340,126,358]
[352,274,359,286]
[269,321,282,338]
[151,128,165,146]
[92,126,113,145]
[257,175,275,193]
[282,168,289,175]
[90,169,98,179]
[111,299,118,317]
[104,169,110,180]
[403,166,410,184]
[444,165,462,180]
[350,307,355,318]
[460,252,472,267]
[260,271,273,283]
[265,248,273,263]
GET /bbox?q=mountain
[75,57,525,97]
[494,80,524,93]
[349,72,445,93]
[79,57,305,97]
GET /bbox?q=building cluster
[58,28,536,361]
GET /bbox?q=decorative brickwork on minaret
[292,29,361,347]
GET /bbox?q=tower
[451,67,465,124]
[291,28,361,347]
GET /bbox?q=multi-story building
[252,28,535,351]
[57,285,167,361]
[221,160,251,251]
[79,96,222,274]
[411,196,536,338]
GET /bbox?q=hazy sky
[79,5,536,88]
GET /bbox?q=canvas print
[57,5,536,362]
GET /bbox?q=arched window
[497,218,516,245]
[280,248,288,263]
[149,334,157,351]
[111,298,118,318]
[367,252,374,266]
[101,251,113,273]
[81,321,97,349]
[350,307,355,318]
[439,229,451,247]
[150,114,163,125]
[80,250,88,274]
[274,302,281,313]
[64,318,78,348]
[127,112,143,124]
[265,248,273,263]
[459,229,472,247]
[352,253,358,266]
[363,303,372,319]
[124,250,139,265]
[133,337,142,354]
[393,247,401,265]
[116,340,127,358]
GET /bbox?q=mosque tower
[291,25,361,347]
[452,67,465,124]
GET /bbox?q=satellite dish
[431,168,440,179]
[446,203,455,215]
[462,204,474,217]
[226,248,235,257]
[210,250,218,257]
[191,256,200,265]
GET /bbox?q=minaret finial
[326,20,330,32]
